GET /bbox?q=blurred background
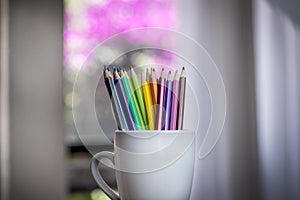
[1,0,299,200]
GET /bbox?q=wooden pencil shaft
[108,76,128,130]
[169,79,179,130]
[146,68,150,82]
[163,79,172,130]
[150,69,158,104]
[104,71,121,130]
[115,78,136,130]
[142,83,154,130]
[155,77,166,130]
[142,71,154,130]
[177,76,186,130]
[131,71,148,126]
[127,75,145,129]
[104,78,112,98]
[121,75,144,130]
[150,78,157,104]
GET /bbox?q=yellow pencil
[141,71,154,130]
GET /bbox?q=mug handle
[90,151,120,200]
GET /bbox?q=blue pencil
[104,67,122,130]
[113,69,136,130]
[163,71,173,130]
[107,70,129,130]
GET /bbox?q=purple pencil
[169,70,180,130]
[163,71,173,130]
[155,68,166,130]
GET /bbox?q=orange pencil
[150,68,158,104]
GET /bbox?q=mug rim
[115,129,193,134]
[114,129,195,140]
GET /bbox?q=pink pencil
[169,70,180,130]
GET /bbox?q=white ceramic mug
[91,130,195,200]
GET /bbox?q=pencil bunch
[104,66,186,131]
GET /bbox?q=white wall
[178,0,260,199]
[254,0,300,199]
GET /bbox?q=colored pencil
[104,66,187,131]
[155,68,166,130]
[124,70,145,129]
[146,68,150,82]
[169,70,180,130]
[141,71,154,130]
[121,70,144,130]
[106,70,128,130]
[177,67,186,130]
[104,66,112,98]
[104,67,122,130]
[150,68,158,105]
[163,71,173,130]
[129,66,148,125]
[114,69,136,130]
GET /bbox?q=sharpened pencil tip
[167,71,172,80]
[160,68,165,78]
[120,70,124,77]
[114,69,121,79]
[180,66,186,77]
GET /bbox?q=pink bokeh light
[64,0,179,69]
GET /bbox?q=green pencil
[129,66,148,126]
[120,69,145,130]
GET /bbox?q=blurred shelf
[65,134,113,147]
[68,164,90,172]
[68,161,116,192]
[66,135,115,192]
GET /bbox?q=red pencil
[155,68,166,130]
